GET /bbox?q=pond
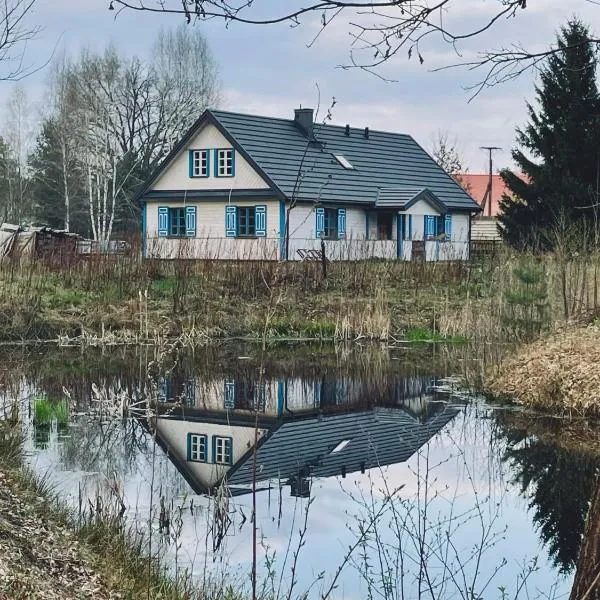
[1,342,596,599]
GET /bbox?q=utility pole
[480,146,502,217]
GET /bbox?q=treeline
[0,26,220,241]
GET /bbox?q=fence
[145,236,472,262]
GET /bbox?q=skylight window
[331,439,351,454]
[333,154,355,170]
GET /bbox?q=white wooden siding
[144,199,471,261]
[152,123,269,191]
[154,417,266,488]
[146,199,280,259]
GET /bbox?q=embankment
[486,324,600,417]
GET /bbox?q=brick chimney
[294,107,315,141]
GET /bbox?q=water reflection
[153,371,459,498]
[495,411,600,574]
[1,343,593,598]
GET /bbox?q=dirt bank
[0,469,116,600]
[486,324,600,417]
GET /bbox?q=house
[137,108,481,261]
[458,174,510,242]
[149,371,461,497]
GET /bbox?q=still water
[2,343,595,599]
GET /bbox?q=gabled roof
[138,108,481,212]
[375,187,447,212]
[228,404,459,487]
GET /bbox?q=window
[225,205,267,238]
[158,376,196,405]
[333,154,355,170]
[158,206,197,238]
[224,380,266,411]
[169,207,186,237]
[189,149,209,177]
[424,215,442,240]
[238,206,256,237]
[398,214,413,241]
[377,213,394,241]
[331,440,351,454]
[215,149,234,177]
[316,207,345,240]
[188,434,208,462]
[214,436,232,465]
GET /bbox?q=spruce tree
[499,19,600,249]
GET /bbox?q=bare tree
[41,27,220,238]
[0,0,41,81]
[3,84,34,223]
[431,131,470,192]
[111,1,578,85]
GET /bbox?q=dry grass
[486,324,600,417]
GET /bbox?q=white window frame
[189,433,207,462]
[216,149,234,177]
[191,149,209,177]
[214,436,232,465]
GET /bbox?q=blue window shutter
[408,215,413,240]
[205,150,210,177]
[315,207,325,238]
[337,208,346,238]
[424,215,429,239]
[445,214,452,239]
[211,436,217,463]
[158,376,167,402]
[188,151,194,178]
[158,207,169,237]
[186,433,192,461]
[185,206,197,237]
[225,205,237,237]
[255,205,267,237]
[214,149,219,177]
[185,379,195,406]
[224,380,235,409]
[231,150,236,177]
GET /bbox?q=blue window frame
[424,215,442,240]
[213,436,233,465]
[224,205,266,238]
[187,433,208,462]
[215,148,235,177]
[316,207,346,240]
[189,149,209,178]
[224,379,266,411]
[158,206,196,238]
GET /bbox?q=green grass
[405,327,467,343]
[33,397,70,426]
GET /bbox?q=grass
[1,241,600,344]
[404,327,467,343]
[33,397,70,426]
[0,418,241,599]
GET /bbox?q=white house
[137,108,481,261]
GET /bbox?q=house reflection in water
[151,373,461,498]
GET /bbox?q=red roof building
[457,174,512,218]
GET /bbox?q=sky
[4,0,600,172]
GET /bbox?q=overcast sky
[6,0,600,172]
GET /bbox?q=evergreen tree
[28,119,88,234]
[499,19,600,249]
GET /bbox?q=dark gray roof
[228,405,460,487]
[209,110,479,211]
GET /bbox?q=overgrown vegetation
[0,242,599,344]
[0,417,239,600]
